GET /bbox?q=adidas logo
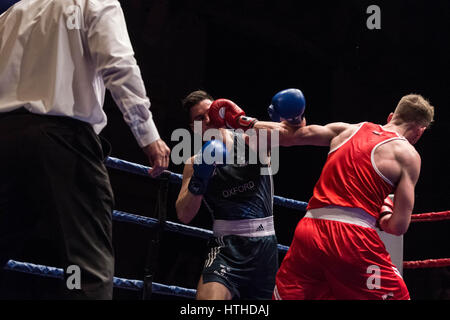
[382,292,394,300]
[256,224,265,232]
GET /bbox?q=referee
[0,0,170,299]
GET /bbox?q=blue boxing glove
[268,88,306,125]
[188,140,227,195]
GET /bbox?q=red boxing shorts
[273,206,410,300]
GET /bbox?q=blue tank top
[203,133,274,220]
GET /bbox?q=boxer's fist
[188,140,227,195]
[377,194,394,230]
[209,99,257,130]
[268,88,305,125]
[380,195,394,214]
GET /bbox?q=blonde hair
[393,94,434,128]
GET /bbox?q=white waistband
[213,216,275,237]
[304,206,377,229]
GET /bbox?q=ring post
[142,172,170,300]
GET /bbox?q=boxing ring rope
[4,260,197,299]
[105,157,309,211]
[410,211,450,222]
[403,259,450,269]
[113,209,290,252]
[105,157,450,218]
[113,210,213,240]
[4,156,449,299]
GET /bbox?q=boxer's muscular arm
[247,120,294,148]
[379,147,421,235]
[175,157,203,224]
[282,122,352,147]
[245,121,351,148]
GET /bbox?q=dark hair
[182,90,214,113]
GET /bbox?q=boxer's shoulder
[327,122,361,149]
[378,137,419,162]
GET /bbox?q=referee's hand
[142,139,170,177]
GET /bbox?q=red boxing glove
[209,99,257,130]
[208,99,228,128]
[377,195,394,230]
[380,195,394,215]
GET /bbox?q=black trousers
[0,109,114,299]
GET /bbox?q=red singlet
[308,122,405,218]
[274,122,410,300]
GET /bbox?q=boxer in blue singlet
[176,91,278,300]
[176,89,306,299]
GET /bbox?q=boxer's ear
[387,112,394,124]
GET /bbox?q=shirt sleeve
[86,0,159,147]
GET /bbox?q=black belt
[0,107,112,159]
[0,107,31,118]
[0,107,92,132]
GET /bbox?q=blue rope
[113,210,213,239]
[152,282,196,299]
[105,157,308,211]
[4,260,197,299]
[2,160,303,299]
[274,196,308,211]
[5,259,64,279]
[105,157,182,185]
[113,210,289,253]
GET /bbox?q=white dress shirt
[0,0,159,147]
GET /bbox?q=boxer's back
[330,122,414,188]
[308,122,408,218]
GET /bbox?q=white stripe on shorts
[273,285,282,300]
[204,236,224,268]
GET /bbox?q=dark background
[1,0,449,300]
[101,0,450,300]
